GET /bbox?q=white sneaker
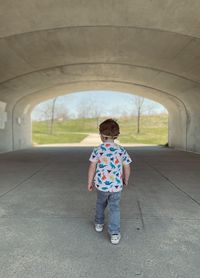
[95,224,104,232]
[111,234,121,244]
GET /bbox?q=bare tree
[77,96,102,127]
[49,97,57,135]
[49,98,71,134]
[37,102,54,122]
[135,96,144,134]
[54,104,70,121]
[144,101,157,115]
[129,96,145,134]
[33,97,69,134]
[77,98,93,119]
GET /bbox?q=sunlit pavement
[0,146,200,278]
[35,133,156,147]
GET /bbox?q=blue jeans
[95,190,121,235]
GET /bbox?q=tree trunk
[49,98,57,135]
[137,108,141,134]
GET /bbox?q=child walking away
[88,119,132,244]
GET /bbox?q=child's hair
[99,119,120,139]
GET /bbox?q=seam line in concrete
[1,215,200,221]
[1,25,199,40]
[1,62,200,86]
[137,200,145,230]
[162,175,200,207]
[0,164,47,199]
[145,161,200,207]
[172,38,195,59]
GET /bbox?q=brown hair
[99,119,120,138]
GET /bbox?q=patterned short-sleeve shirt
[89,143,132,192]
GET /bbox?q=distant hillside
[32,115,168,145]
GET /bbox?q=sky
[31,90,168,120]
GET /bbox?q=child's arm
[87,162,97,191]
[123,164,131,186]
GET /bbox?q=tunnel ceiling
[0,0,200,108]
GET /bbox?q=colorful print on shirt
[89,143,132,192]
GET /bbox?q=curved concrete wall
[0,1,200,152]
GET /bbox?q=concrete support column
[12,103,32,151]
[186,114,200,153]
[168,88,200,153]
[183,92,200,153]
[0,101,13,152]
[168,104,188,151]
[0,100,32,152]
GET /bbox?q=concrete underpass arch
[0,62,197,152]
[1,3,200,276]
[10,78,188,152]
[1,1,200,153]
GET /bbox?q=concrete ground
[0,146,200,278]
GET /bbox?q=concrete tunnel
[0,1,200,153]
[1,3,200,277]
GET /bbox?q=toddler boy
[88,119,132,244]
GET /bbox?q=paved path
[36,133,154,147]
[80,133,152,146]
[0,146,200,277]
[80,133,102,145]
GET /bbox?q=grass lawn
[32,115,168,145]
[32,133,87,144]
[118,115,168,144]
[119,127,167,144]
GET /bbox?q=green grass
[32,118,98,144]
[32,115,168,145]
[32,133,87,144]
[118,115,168,144]
[119,127,167,144]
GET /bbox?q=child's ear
[100,134,104,142]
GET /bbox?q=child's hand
[123,179,128,187]
[88,183,94,192]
